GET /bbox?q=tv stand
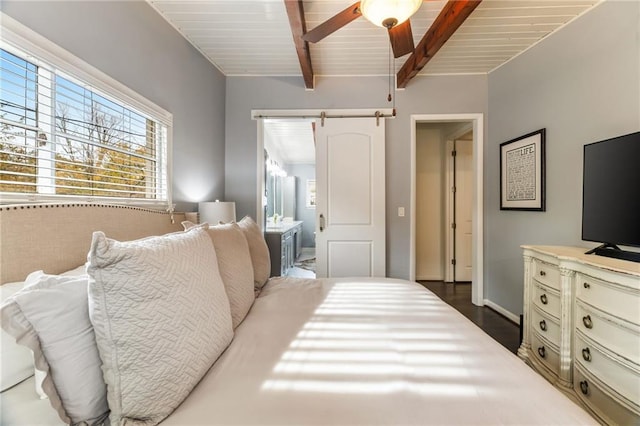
[585,244,640,263]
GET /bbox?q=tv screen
[582,131,640,250]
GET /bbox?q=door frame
[410,113,484,306]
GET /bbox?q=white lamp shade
[360,0,422,28]
[199,201,236,224]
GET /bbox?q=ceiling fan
[302,0,423,58]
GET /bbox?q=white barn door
[315,117,385,278]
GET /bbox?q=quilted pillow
[0,271,109,425]
[87,226,233,426]
[237,216,271,288]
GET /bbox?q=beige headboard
[0,203,185,284]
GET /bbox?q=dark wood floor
[419,281,521,354]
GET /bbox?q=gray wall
[225,74,488,278]
[2,1,227,212]
[486,1,640,314]
[284,164,316,248]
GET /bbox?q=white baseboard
[483,299,520,324]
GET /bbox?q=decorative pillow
[87,226,233,426]
[237,216,271,288]
[0,281,35,392]
[184,221,255,329]
[0,271,109,425]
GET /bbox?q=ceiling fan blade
[388,20,415,58]
[302,2,362,43]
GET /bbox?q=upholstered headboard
[0,203,185,284]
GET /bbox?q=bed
[0,204,596,425]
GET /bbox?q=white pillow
[0,281,34,391]
[87,226,233,425]
[0,271,109,425]
[1,263,89,397]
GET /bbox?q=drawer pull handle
[537,346,546,358]
[583,282,590,289]
[539,320,547,331]
[540,294,548,305]
[582,315,593,329]
[579,380,589,395]
[582,347,592,362]
[539,270,546,277]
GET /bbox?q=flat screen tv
[582,131,640,262]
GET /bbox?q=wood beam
[302,2,361,43]
[397,0,482,88]
[284,0,314,89]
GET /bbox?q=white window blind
[0,46,170,205]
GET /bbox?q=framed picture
[306,179,316,208]
[500,129,546,211]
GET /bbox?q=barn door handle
[319,214,325,232]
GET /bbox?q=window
[0,19,171,206]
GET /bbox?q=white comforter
[164,277,595,425]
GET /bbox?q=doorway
[261,118,316,278]
[410,114,484,306]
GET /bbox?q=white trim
[410,113,484,306]
[484,299,520,325]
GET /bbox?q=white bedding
[1,277,595,425]
[165,277,594,425]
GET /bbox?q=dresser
[519,246,640,425]
[265,221,303,277]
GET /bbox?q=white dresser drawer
[575,332,640,406]
[574,365,640,425]
[531,306,561,347]
[576,273,640,325]
[530,331,560,376]
[532,282,560,320]
[533,259,560,291]
[575,301,640,364]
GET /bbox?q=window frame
[0,13,173,208]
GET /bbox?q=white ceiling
[264,119,316,164]
[148,0,601,77]
[146,0,601,163]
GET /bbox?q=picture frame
[500,129,546,211]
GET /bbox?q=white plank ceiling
[148,0,602,77]
[146,0,601,163]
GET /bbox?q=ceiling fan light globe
[360,0,422,28]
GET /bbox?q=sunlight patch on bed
[261,280,478,397]
[262,379,478,397]
[273,362,470,379]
